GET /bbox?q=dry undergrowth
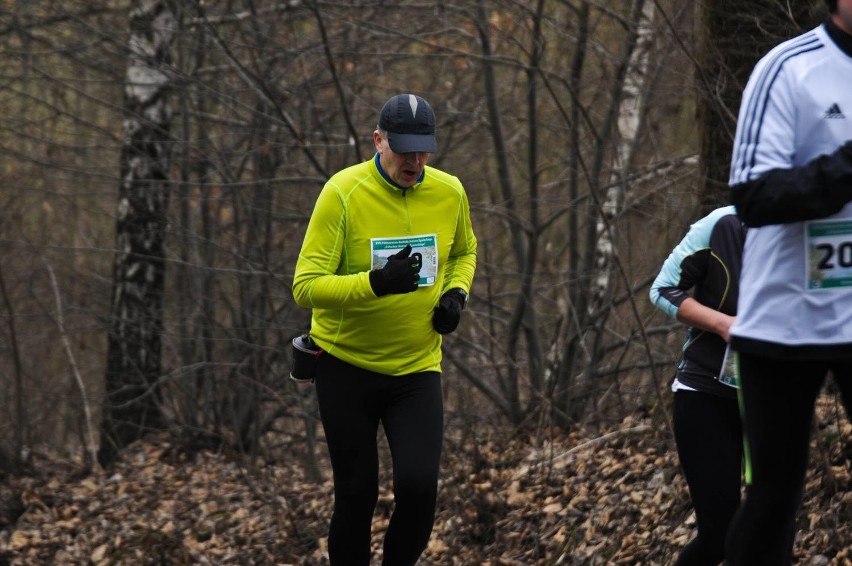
[0,398,848,565]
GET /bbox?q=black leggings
[314,353,443,566]
[726,353,852,566]
[672,390,743,566]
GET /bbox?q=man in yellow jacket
[293,93,477,565]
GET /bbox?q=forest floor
[0,396,849,566]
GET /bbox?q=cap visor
[387,133,437,154]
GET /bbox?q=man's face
[374,131,431,188]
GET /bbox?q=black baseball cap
[378,94,437,154]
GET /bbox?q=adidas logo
[824,103,845,119]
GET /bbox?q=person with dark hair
[725,0,852,564]
[292,93,477,565]
[650,206,747,566]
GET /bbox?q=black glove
[432,288,467,334]
[369,244,421,297]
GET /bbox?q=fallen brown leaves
[0,406,848,565]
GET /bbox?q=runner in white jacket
[726,1,852,563]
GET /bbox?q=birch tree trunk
[98,0,175,467]
[589,0,654,309]
[563,0,655,423]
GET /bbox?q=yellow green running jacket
[293,154,477,375]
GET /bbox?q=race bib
[371,234,438,286]
[806,220,852,290]
[716,345,739,389]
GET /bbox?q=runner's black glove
[369,245,420,297]
[432,288,467,334]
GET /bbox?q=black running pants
[726,353,852,566]
[314,353,443,566]
[673,390,743,566]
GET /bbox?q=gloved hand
[432,288,467,334]
[369,244,421,297]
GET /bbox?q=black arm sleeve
[732,140,852,227]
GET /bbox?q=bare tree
[566,0,659,426]
[696,0,822,211]
[98,0,176,467]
